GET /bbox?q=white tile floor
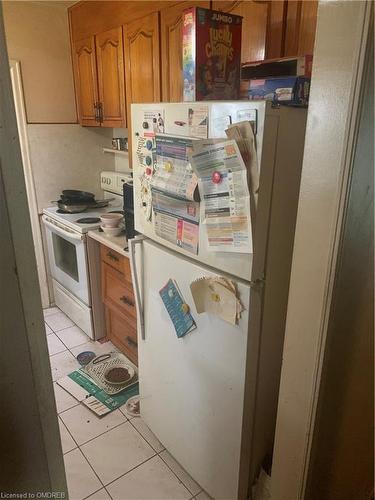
[45,307,210,500]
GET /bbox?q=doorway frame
[9,59,49,308]
[270,2,373,499]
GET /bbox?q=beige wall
[27,124,115,212]
[3,0,77,123]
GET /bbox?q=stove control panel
[100,171,132,195]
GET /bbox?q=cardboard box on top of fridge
[242,55,313,79]
[248,76,311,106]
[182,7,242,101]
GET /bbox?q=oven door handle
[42,216,84,241]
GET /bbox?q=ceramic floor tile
[107,455,191,500]
[159,450,201,497]
[81,421,155,485]
[58,418,76,454]
[85,489,111,500]
[70,340,118,358]
[47,333,67,356]
[56,325,89,349]
[60,404,126,446]
[45,323,53,336]
[50,350,80,382]
[64,448,102,500]
[43,306,60,318]
[131,417,165,453]
[53,383,79,414]
[45,311,74,332]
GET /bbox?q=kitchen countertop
[88,229,129,257]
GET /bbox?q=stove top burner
[56,209,68,214]
[76,217,101,224]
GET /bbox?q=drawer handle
[120,295,134,307]
[107,251,119,262]
[126,336,137,348]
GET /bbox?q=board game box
[183,7,243,101]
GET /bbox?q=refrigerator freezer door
[131,101,269,282]
[137,239,251,500]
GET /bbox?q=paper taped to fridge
[190,276,244,325]
[150,135,201,254]
[190,139,253,253]
[152,135,199,201]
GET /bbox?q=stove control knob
[146,140,153,151]
[145,156,152,166]
[145,167,152,176]
[142,122,149,129]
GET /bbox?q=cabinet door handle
[107,251,119,262]
[120,295,134,307]
[94,102,100,122]
[126,336,137,348]
[98,102,103,123]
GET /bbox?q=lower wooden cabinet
[105,306,138,364]
[100,243,138,365]
[102,262,136,320]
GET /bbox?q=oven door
[42,216,91,306]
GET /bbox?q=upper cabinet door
[284,0,318,56]
[96,27,127,128]
[212,1,269,63]
[160,1,209,102]
[123,13,161,106]
[72,36,100,126]
[266,1,286,59]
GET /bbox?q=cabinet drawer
[102,262,136,320]
[105,306,138,365]
[100,244,132,283]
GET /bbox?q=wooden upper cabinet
[266,1,286,59]
[160,1,209,102]
[123,12,161,106]
[95,27,126,127]
[72,36,100,126]
[212,0,269,63]
[284,0,318,56]
[213,0,317,62]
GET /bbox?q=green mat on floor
[68,369,139,416]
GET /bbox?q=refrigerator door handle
[129,236,146,340]
[249,276,265,289]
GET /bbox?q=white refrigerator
[129,101,307,499]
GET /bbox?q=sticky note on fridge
[159,279,196,338]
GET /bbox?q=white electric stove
[42,171,131,339]
[43,204,122,234]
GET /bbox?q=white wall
[27,124,115,212]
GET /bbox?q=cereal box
[182,7,243,101]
